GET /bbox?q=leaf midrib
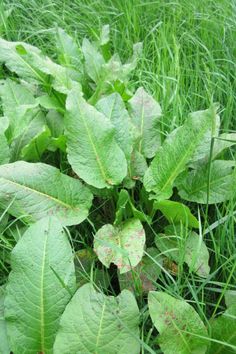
[77,99,111,184]
[0,177,78,212]
[40,226,48,352]
[159,121,210,194]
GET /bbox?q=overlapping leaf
[144,106,217,200]
[148,291,209,354]
[0,161,92,225]
[0,117,9,165]
[176,160,236,204]
[54,283,140,354]
[128,87,162,158]
[5,217,76,354]
[0,286,10,354]
[94,218,145,273]
[65,88,127,188]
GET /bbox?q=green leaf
[0,38,80,94]
[20,125,51,161]
[155,228,210,277]
[94,218,145,274]
[209,305,236,354]
[37,94,65,113]
[0,286,10,354]
[82,38,105,83]
[144,106,217,200]
[225,291,236,309]
[0,116,10,165]
[96,92,133,160]
[0,79,38,141]
[99,24,110,46]
[5,217,76,354]
[176,160,236,204]
[148,291,209,354]
[9,111,48,161]
[154,200,199,228]
[118,247,162,294]
[115,189,151,225]
[56,27,82,70]
[212,133,236,159]
[0,161,93,226]
[54,283,140,354]
[65,88,127,188]
[128,87,162,158]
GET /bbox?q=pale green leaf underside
[54,283,140,354]
[5,217,76,354]
[148,291,209,354]
[0,161,93,225]
[144,106,217,200]
[128,87,162,159]
[65,89,127,188]
[176,160,236,204]
[94,218,145,274]
[96,92,133,160]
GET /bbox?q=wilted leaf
[154,200,199,228]
[144,106,217,200]
[54,283,140,354]
[128,87,162,158]
[148,291,209,354]
[0,161,93,226]
[5,217,76,353]
[176,160,236,204]
[65,88,127,188]
[94,218,145,274]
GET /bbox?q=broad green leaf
[155,228,210,277]
[56,27,82,70]
[0,161,93,226]
[0,38,47,83]
[154,200,199,228]
[94,218,145,274]
[0,79,38,141]
[225,291,236,309]
[0,38,80,94]
[176,160,236,204]
[118,247,162,294]
[148,291,209,354]
[10,111,48,161]
[208,305,236,354]
[0,286,10,354]
[144,106,217,200]
[5,217,76,354]
[37,94,65,113]
[96,92,133,160]
[82,38,105,83]
[65,89,127,188]
[128,87,162,158]
[21,125,51,161]
[54,283,140,354]
[45,110,64,137]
